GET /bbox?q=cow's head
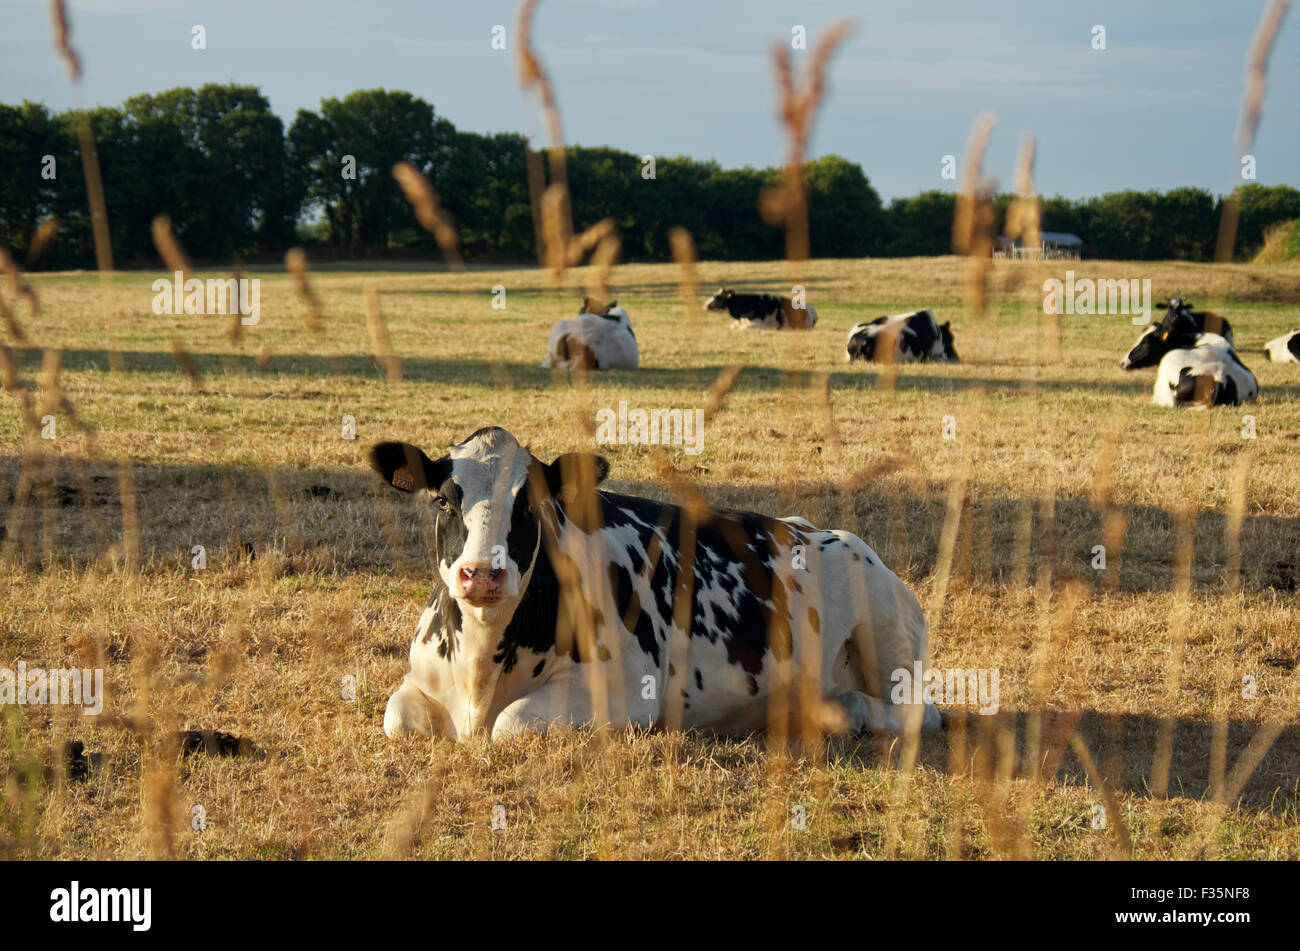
[704,288,734,312]
[369,427,609,620]
[1120,298,1199,369]
[939,321,959,361]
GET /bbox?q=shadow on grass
[828,708,1300,816]
[1,458,1296,595]
[11,346,1263,400]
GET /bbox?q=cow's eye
[435,495,450,512]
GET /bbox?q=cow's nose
[457,563,506,601]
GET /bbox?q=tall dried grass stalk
[49,0,81,81]
[1003,134,1042,251]
[169,339,204,388]
[25,217,59,268]
[767,19,853,266]
[952,113,998,322]
[365,284,402,383]
[284,248,325,333]
[150,215,192,280]
[392,161,464,268]
[1068,733,1134,857]
[1214,0,1291,265]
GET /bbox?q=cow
[845,310,958,363]
[541,298,638,371]
[368,426,942,742]
[1153,333,1258,408]
[704,288,817,329]
[1265,330,1300,363]
[1121,298,1234,369]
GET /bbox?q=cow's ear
[544,452,610,502]
[369,442,449,493]
[941,321,951,330]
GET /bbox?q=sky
[1,0,1297,201]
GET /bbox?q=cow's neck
[445,529,550,737]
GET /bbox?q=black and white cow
[542,299,638,370]
[1120,298,1234,369]
[845,310,958,363]
[369,427,941,741]
[1153,333,1258,408]
[1265,330,1300,363]
[704,288,817,330]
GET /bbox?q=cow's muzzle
[458,564,506,605]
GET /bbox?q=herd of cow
[542,289,1300,408]
[371,288,1299,745]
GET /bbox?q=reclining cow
[1153,333,1258,408]
[845,310,958,363]
[1121,298,1234,369]
[542,298,639,370]
[704,288,817,329]
[369,426,941,741]
[1265,330,1300,363]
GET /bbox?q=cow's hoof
[835,691,874,735]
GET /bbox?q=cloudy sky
[2,0,1296,200]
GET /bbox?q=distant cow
[1153,333,1258,408]
[845,310,958,363]
[542,299,638,370]
[369,427,942,741]
[1265,330,1300,363]
[704,288,817,329]
[1121,298,1234,369]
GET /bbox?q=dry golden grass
[1,254,1298,859]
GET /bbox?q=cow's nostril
[489,568,505,580]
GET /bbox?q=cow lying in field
[1153,333,1258,408]
[1121,298,1234,369]
[845,309,958,363]
[704,288,817,329]
[541,298,638,370]
[1265,330,1300,363]
[369,427,941,741]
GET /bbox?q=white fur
[1153,333,1258,408]
[541,306,638,370]
[1265,330,1300,363]
[846,309,949,362]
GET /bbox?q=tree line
[2,84,1297,269]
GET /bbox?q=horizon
[0,0,1296,202]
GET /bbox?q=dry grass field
[1,254,1298,859]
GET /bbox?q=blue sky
[1,0,1296,200]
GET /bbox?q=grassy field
[1,254,1298,859]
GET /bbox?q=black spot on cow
[747,674,760,696]
[694,668,703,690]
[532,658,546,677]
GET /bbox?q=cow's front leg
[492,677,597,739]
[384,679,454,739]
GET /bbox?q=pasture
[1,254,1298,859]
